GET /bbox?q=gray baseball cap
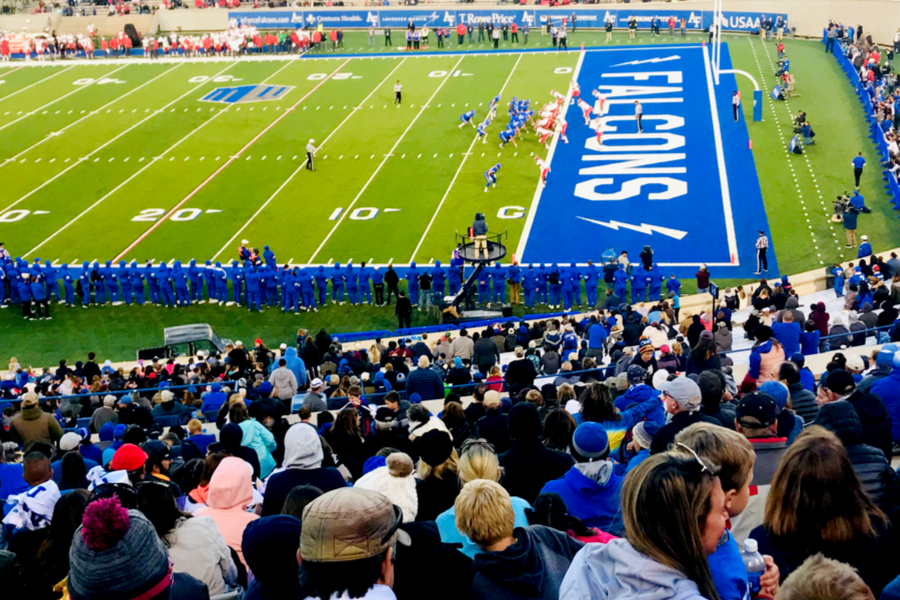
[300,488,411,563]
[658,376,702,410]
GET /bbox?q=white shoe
[226,301,235,306]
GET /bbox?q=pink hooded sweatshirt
[197,456,258,569]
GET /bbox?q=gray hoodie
[268,367,298,401]
[560,538,706,600]
[282,423,323,469]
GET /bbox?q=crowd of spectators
[1,262,900,599]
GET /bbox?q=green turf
[2,31,899,366]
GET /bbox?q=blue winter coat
[540,460,625,535]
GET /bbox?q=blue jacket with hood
[614,384,665,426]
[539,460,625,536]
[279,347,307,387]
[561,538,707,600]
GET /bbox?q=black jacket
[499,442,575,505]
[469,526,583,600]
[505,358,537,394]
[751,523,900,598]
[474,409,511,453]
[846,390,893,461]
[651,411,721,455]
[395,297,413,318]
[415,471,460,522]
[473,338,500,369]
[814,401,900,522]
[788,381,819,425]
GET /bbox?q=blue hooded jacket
[279,347,307,387]
[540,460,625,535]
[613,384,665,426]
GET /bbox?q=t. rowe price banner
[229,9,786,32]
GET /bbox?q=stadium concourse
[4,11,900,600]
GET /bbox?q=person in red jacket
[456,22,467,45]
[329,29,337,52]
[110,36,119,55]
[1,38,9,62]
[123,35,132,57]
[511,21,519,43]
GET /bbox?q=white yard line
[211,57,408,262]
[701,43,739,265]
[515,48,585,262]
[307,55,467,264]
[113,58,351,262]
[0,62,238,216]
[408,52,524,263]
[0,65,74,103]
[0,63,131,133]
[0,64,182,165]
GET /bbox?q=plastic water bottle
[741,538,766,596]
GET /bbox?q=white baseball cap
[861,235,868,241]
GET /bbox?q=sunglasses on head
[674,442,713,474]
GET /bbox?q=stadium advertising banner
[229,9,786,32]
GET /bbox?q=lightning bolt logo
[610,56,681,68]
[577,217,688,240]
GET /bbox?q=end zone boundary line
[701,42,739,265]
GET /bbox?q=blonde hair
[483,391,502,410]
[187,419,202,434]
[454,479,515,547]
[417,448,459,481]
[775,554,872,600]
[675,423,755,493]
[671,341,684,357]
[418,355,430,369]
[458,444,501,485]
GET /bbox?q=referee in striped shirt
[755,230,769,274]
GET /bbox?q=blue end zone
[519,44,775,280]
[200,84,293,104]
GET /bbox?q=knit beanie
[68,497,171,600]
[415,430,453,468]
[758,381,789,411]
[632,421,660,450]
[572,423,609,460]
[508,403,542,442]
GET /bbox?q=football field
[3,34,900,365]
[0,50,587,268]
